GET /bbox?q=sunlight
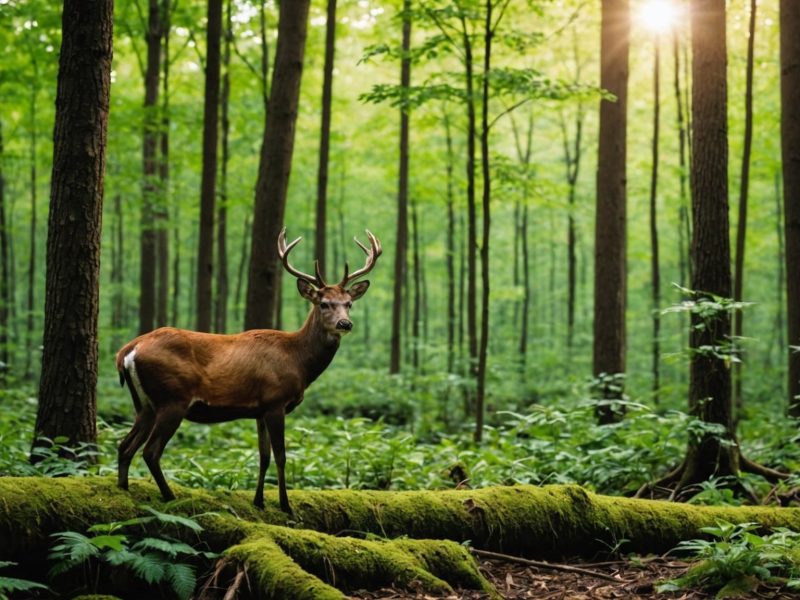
[638,0,681,34]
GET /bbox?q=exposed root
[740,455,790,482]
[635,459,686,499]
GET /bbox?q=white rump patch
[124,347,152,409]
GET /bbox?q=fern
[141,505,204,532]
[166,563,197,600]
[132,537,200,558]
[0,562,50,600]
[124,552,167,585]
[48,531,101,576]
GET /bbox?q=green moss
[226,535,344,600]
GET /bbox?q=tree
[138,0,162,335]
[649,27,662,403]
[33,0,113,450]
[196,0,223,333]
[0,120,8,377]
[732,0,757,412]
[215,0,232,333]
[244,0,311,330]
[593,0,629,424]
[315,0,338,274]
[390,0,411,374]
[781,0,800,416]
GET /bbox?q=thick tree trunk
[139,0,161,335]
[389,0,411,374]
[681,0,738,484]
[315,0,337,274]
[593,0,629,424]
[196,0,223,333]
[33,0,113,449]
[780,0,800,415]
[244,0,311,331]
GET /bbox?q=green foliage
[0,561,49,600]
[658,521,800,598]
[48,507,216,599]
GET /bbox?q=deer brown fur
[116,229,380,513]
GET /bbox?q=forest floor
[350,556,800,599]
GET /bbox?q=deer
[115,228,381,514]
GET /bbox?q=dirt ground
[350,555,800,599]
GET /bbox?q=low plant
[48,505,217,599]
[0,561,49,600]
[657,520,800,597]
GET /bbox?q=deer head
[278,228,382,337]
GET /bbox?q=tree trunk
[315,0,337,275]
[680,0,738,485]
[732,0,757,413]
[673,30,691,291]
[24,69,38,380]
[0,121,8,378]
[593,0,629,424]
[110,193,124,352]
[196,0,223,333]
[411,197,421,371]
[139,0,161,335]
[33,0,113,450]
[215,0,232,334]
[649,37,662,403]
[444,111,456,375]
[780,0,800,416]
[561,107,584,352]
[244,0,311,331]
[155,0,170,328]
[389,0,411,374]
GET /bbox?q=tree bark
[24,64,39,380]
[593,0,629,424]
[389,0,411,374]
[733,0,757,413]
[0,120,8,377]
[444,111,456,374]
[649,37,662,403]
[780,0,800,415]
[244,0,311,331]
[315,0,337,275]
[215,0,232,334]
[681,0,738,485]
[196,0,223,333]
[33,0,113,450]
[155,0,170,328]
[139,0,161,335]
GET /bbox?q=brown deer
[116,228,381,514]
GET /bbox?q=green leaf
[141,506,204,532]
[132,537,200,558]
[89,534,127,552]
[166,563,197,600]
[127,552,167,584]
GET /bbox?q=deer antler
[278,228,326,287]
[340,230,382,287]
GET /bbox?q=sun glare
[639,0,681,34]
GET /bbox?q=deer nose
[336,319,353,331]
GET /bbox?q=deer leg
[265,412,291,514]
[117,408,156,490]
[253,416,271,508]
[142,406,185,502]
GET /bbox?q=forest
[1,0,800,598]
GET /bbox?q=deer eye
[320,302,330,310]
[345,302,353,309]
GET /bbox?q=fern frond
[166,563,197,600]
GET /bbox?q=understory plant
[658,520,800,598]
[48,505,217,599]
[0,561,49,600]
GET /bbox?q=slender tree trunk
[110,193,124,352]
[780,0,800,415]
[770,172,786,370]
[215,0,232,333]
[139,0,161,335]
[155,0,170,328]
[593,0,629,424]
[561,108,584,352]
[444,112,456,374]
[315,0,337,274]
[34,0,112,450]
[411,198,421,371]
[680,0,738,484]
[196,0,223,332]
[650,37,662,403]
[389,0,411,374]
[25,71,38,380]
[674,30,691,290]
[171,204,180,326]
[0,121,8,378]
[244,0,311,330]
[732,0,757,413]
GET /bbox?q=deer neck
[295,308,341,386]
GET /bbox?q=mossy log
[3,476,800,597]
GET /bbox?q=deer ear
[296,279,320,303]
[347,280,370,301]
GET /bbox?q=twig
[470,548,622,583]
